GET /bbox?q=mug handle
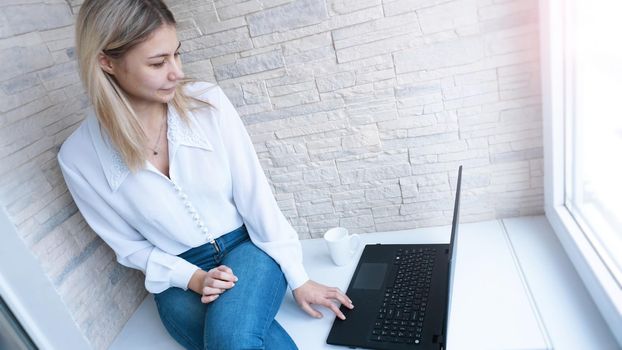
[349,234,361,255]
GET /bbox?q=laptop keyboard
[369,247,436,345]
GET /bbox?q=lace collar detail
[86,114,130,192]
[87,105,213,192]
[166,104,214,152]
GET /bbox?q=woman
[58,0,353,349]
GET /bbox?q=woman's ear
[98,53,115,75]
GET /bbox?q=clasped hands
[191,265,354,320]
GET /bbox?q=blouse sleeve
[58,155,199,294]
[215,87,310,290]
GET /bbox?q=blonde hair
[76,0,196,171]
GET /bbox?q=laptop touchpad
[353,263,387,290]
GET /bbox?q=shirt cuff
[170,258,201,290]
[281,262,310,290]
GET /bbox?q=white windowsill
[109,216,619,350]
[545,206,622,346]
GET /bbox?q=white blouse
[58,82,309,293]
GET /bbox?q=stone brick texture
[0,0,541,348]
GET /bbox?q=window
[0,296,37,350]
[541,0,622,344]
[566,0,622,289]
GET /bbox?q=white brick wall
[0,1,145,349]
[0,0,542,348]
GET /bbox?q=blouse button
[192,214,200,221]
[184,201,192,208]
[189,208,197,215]
[180,193,188,200]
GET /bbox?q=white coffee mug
[323,227,361,266]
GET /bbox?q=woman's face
[101,24,184,110]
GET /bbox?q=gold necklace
[150,111,166,156]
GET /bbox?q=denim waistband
[178,225,248,267]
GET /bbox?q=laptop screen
[327,165,464,350]
[443,165,462,347]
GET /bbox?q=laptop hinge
[435,333,446,349]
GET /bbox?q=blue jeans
[154,225,298,350]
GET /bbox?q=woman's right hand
[200,265,238,304]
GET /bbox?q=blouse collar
[87,104,214,192]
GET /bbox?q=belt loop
[211,239,221,255]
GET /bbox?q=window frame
[540,0,622,345]
[0,207,91,349]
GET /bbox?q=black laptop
[327,166,462,350]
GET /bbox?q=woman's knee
[228,242,286,284]
[224,242,288,308]
[203,242,290,350]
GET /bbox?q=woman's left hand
[292,280,354,320]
